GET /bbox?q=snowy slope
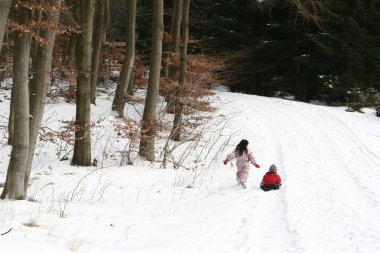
[1,88,380,253]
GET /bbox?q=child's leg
[237,164,249,183]
[236,167,242,183]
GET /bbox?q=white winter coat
[226,148,257,168]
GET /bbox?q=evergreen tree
[346,87,365,112]
[200,0,380,103]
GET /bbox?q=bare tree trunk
[170,0,190,141]
[25,0,61,192]
[170,0,177,36]
[1,2,32,200]
[8,92,14,145]
[0,0,11,55]
[72,0,95,166]
[31,6,43,66]
[168,0,183,80]
[90,0,110,105]
[138,0,164,161]
[112,0,136,117]
[171,0,183,54]
[127,68,135,96]
[2,0,12,144]
[163,0,178,78]
[68,1,80,62]
[68,33,77,61]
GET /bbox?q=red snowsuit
[260,172,281,191]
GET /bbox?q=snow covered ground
[1,86,380,253]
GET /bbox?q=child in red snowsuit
[260,164,281,191]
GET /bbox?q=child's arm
[224,150,236,165]
[277,174,282,185]
[247,150,260,167]
[226,150,237,162]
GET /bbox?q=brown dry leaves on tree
[160,53,225,115]
[3,1,80,98]
[50,35,77,102]
[9,1,79,46]
[39,120,78,145]
[102,42,149,91]
[0,50,12,80]
[16,0,68,12]
[114,118,140,142]
[102,42,126,82]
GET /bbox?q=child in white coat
[224,139,260,188]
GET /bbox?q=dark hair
[235,139,249,156]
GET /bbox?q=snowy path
[221,93,380,253]
[113,92,380,253]
[2,90,380,253]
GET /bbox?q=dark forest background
[107,0,380,107]
[2,0,380,106]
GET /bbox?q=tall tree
[169,0,177,36]
[0,0,11,54]
[170,0,190,141]
[2,0,13,144]
[170,0,183,55]
[1,1,32,199]
[163,0,182,78]
[8,94,14,145]
[90,0,110,104]
[25,0,61,191]
[68,0,79,62]
[72,0,96,166]
[112,0,136,117]
[138,0,164,161]
[168,0,183,80]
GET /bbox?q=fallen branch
[1,228,12,236]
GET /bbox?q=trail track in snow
[217,92,380,253]
[3,90,379,253]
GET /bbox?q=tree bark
[2,0,12,144]
[163,0,179,78]
[168,0,183,80]
[170,0,190,141]
[0,0,11,55]
[127,68,135,96]
[169,0,178,37]
[90,0,110,105]
[138,0,164,161]
[1,2,32,200]
[25,0,61,192]
[68,0,80,62]
[171,0,183,54]
[8,92,14,145]
[72,0,96,166]
[112,0,136,117]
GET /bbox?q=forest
[0,0,379,200]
